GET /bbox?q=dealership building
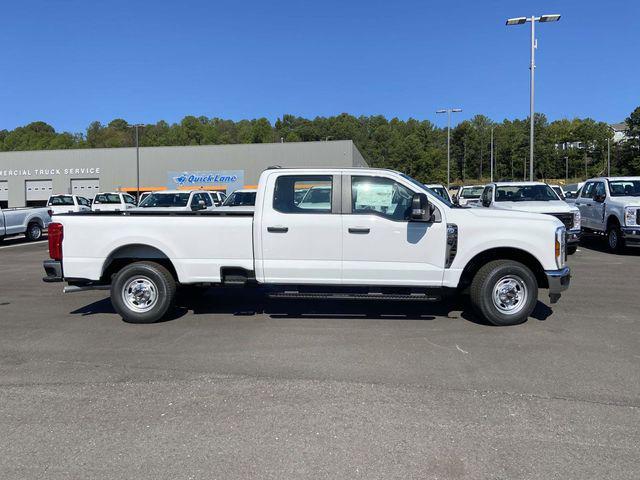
[0,140,367,208]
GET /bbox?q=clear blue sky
[0,0,637,133]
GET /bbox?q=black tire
[567,245,577,255]
[25,222,43,241]
[469,259,538,326]
[110,261,176,323]
[606,224,625,253]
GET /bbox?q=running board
[268,291,441,302]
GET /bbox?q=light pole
[490,126,494,182]
[506,14,561,181]
[436,108,462,188]
[607,137,611,176]
[130,124,144,200]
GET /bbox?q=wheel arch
[459,247,548,290]
[606,214,621,228]
[101,244,178,283]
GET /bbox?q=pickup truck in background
[1,205,52,241]
[91,192,137,212]
[425,184,452,203]
[43,168,571,327]
[137,190,219,211]
[575,177,640,252]
[47,194,92,215]
[478,182,581,254]
[453,185,485,207]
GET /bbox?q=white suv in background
[574,177,640,252]
[137,190,219,211]
[479,182,581,254]
[47,194,92,214]
[91,192,137,212]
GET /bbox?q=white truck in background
[43,168,571,326]
[574,177,640,252]
[47,194,92,215]
[1,205,52,242]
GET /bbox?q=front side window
[481,186,493,205]
[273,176,332,214]
[495,184,559,202]
[609,180,640,197]
[594,182,606,198]
[224,191,257,207]
[351,176,413,221]
[77,197,90,207]
[124,195,136,205]
[193,193,212,207]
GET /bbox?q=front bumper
[43,260,63,283]
[566,228,581,245]
[545,266,571,304]
[621,227,640,246]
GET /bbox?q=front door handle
[267,226,288,233]
[348,227,370,234]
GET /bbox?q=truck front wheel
[470,260,538,326]
[110,261,176,323]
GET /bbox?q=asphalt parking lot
[1,238,638,479]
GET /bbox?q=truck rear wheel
[110,261,176,323]
[470,260,538,326]
[26,222,42,241]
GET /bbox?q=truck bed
[57,210,255,283]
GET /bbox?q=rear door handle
[348,227,370,234]
[267,226,288,233]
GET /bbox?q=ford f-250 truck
[43,168,571,326]
[1,205,52,242]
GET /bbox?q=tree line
[0,106,638,184]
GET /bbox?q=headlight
[555,226,566,268]
[625,207,638,226]
[573,210,581,230]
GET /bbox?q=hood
[463,207,563,227]
[491,200,576,214]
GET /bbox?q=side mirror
[452,194,459,204]
[482,197,491,207]
[594,194,606,203]
[410,193,432,221]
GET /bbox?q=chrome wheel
[492,275,528,315]
[29,224,42,240]
[122,276,158,313]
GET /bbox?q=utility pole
[436,108,462,188]
[490,127,494,182]
[565,156,568,182]
[607,137,611,176]
[130,124,144,200]
[506,13,561,181]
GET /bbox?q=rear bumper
[621,227,640,246]
[545,266,571,304]
[43,260,63,283]
[566,229,581,245]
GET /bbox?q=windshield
[460,187,484,198]
[400,173,454,207]
[140,192,191,207]
[223,191,256,206]
[495,184,559,202]
[94,194,121,204]
[608,180,640,197]
[48,196,74,206]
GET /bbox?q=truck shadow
[578,236,640,256]
[70,287,553,326]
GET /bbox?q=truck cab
[575,177,640,252]
[47,194,92,215]
[479,182,581,254]
[137,190,219,211]
[91,192,137,212]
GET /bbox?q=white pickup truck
[478,182,582,254]
[137,190,220,211]
[43,168,571,326]
[1,205,52,242]
[574,177,640,252]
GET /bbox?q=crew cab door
[341,174,447,286]
[259,174,342,284]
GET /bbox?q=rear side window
[273,175,332,214]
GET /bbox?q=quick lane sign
[168,170,244,192]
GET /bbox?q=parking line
[0,240,48,250]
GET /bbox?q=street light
[130,124,144,200]
[436,108,462,188]
[506,13,561,181]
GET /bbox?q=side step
[268,291,441,302]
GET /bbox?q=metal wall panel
[25,179,53,201]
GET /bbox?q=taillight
[48,222,64,261]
